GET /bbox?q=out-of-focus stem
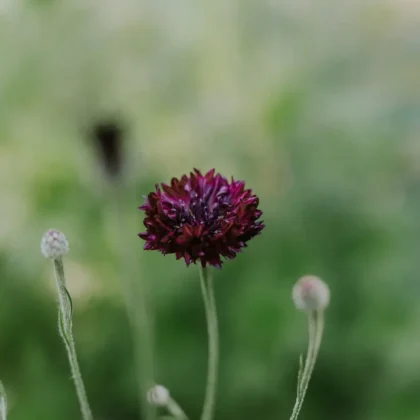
[0,381,7,420]
[167,396,190,420]
[289,310,324,420]
[107,183,155,420]
[199,267,219,420]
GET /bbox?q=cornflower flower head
[139,169,264,268]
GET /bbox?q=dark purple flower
[138,169,264,268]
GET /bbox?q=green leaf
[297,354,304,397]
[58,311,72,349]
[59,283,73,329]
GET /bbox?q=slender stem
[66,338,93,420]
[0,381,7,420]
[297,314,316,399]
[289,320,315,418]
[289,310,324,420]
[199,267,219,420]
[167,397,190,420]
[53,259,93,420]
[107,184,155,420]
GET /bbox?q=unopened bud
[147,385,170,406]
[292,275,330,312]
[89,119,125,180]
[41,229,69,259]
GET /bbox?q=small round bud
[292,275,330,312]
[41,229,69,259]
[147,385,170,406]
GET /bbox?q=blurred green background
[1,0,420,419]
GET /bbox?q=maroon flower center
[170,191,228,233]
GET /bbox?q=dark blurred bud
[90,120,125,180]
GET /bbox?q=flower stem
[167,397,190,420]
[199,267,219,420]
[107,184,156,420]
[53,258,93,420]
[289,310,324,420]
[0,381,7,420]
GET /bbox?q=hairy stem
[289,310,324,420]
[199,267,219,420]
[53,258,93,420]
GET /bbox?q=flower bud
[292,275,330,312]
[41,229,69,259]
[89,119,125,180]
[147,385,170,406]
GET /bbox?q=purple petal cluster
[138,169,264,268]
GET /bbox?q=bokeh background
[1,0,420,419]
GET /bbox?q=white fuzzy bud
[147,385,170,406]
[41,229,69,259]
[292,275,330,312]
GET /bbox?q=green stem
[297,314,316,399]
[199,267,219,420]
[53,258,93,420]
[107,184,156,420]
[0,381,7,420]
[289,311,324,420]
[167,397,190,420]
